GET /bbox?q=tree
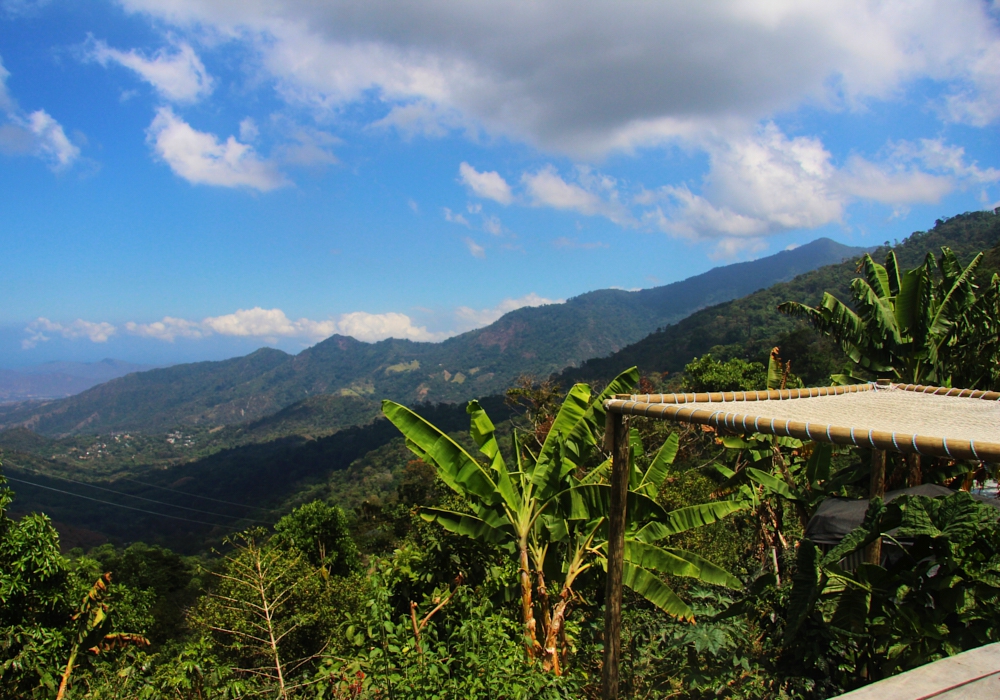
[382,367,744,674]
[782,491,1000,687]
[778,247,1000,388]
[273,501,360,578]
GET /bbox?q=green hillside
[0,238,863,436]
[559,210,1000,387]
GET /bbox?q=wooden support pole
[865,449,886,565]
[602,411,630,700]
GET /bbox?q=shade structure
[599,381,1000,699]
[604,382,1000,463]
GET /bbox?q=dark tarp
[804,484,1000,545]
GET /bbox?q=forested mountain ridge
[0,238,864,436]
[558,209,1000,387]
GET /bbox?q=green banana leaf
[383,400,500,505]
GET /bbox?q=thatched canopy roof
[605,383,1000,462]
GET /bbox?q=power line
[11,466,272,524]
[112,475,283,513]
[5,476,234,528]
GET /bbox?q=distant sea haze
[0,359,156,402]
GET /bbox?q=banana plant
[778,247,995,387]
[382,367,744,674]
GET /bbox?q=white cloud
[86,38,213,103]
[522,165,632,225]
[23,318,116,348]
[334,311,442,342]
[482,215,503,236]
[443,207,469,226]
[200,307,335,339]
[455,293,561,330]
[124,307,441,344]
[25,110,80,169]
[116,0,1000,155]
[147,107,287,190]
[459,162,512,204]
[125,316,205,341]
[239,117,259,142]
[0,55,81,170]
[641,125,980,253]
[893,138,1000,184]
[464,237,485,258]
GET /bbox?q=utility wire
[5,476,234,528]
[112,475,283,513]
[12,466,272,525]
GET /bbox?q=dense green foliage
[780,247,1000,388]
[4,211,1000,698]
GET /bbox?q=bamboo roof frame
[604,382,1000,463]
[599,381,1000,698]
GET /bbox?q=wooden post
[602,411,630,700]
[865,449,886,565]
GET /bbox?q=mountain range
[0,237,866,436]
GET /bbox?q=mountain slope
[0,238,865,435]
[558,210,1000,387]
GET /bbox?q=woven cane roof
[605,383,1000,462]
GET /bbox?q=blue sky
[1,0,999,368]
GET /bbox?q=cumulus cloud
[23,318,116,348]
[124,316,204,341]
[31,307,445,346]
[522,165,632,225]
[459,162,512,204]
[334,311,442,342]
[116,0,1000,155]
[147,107,287,190]
[636,125,989,254]
[0,55,80,170]
[25,110,80,169]
[86,37,213,103]
[454,293,561,330]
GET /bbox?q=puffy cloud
[200,307,335,339]
[892,138,1000,184]
[25,110,80,169]
[147,107,287,190]
[463,237,486,258]
[117,0,1000,155]
[0,55,80,170]
[125,316,205,341]
[459,162,512,204]
[334,311,442,342]
[23,318,116,348]
[86,38,213,103]
[454,293,561,329]
[113,308,441,344]
[640,125,985,253]
[522,165,632,225]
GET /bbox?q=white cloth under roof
[662,386,1000,445]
